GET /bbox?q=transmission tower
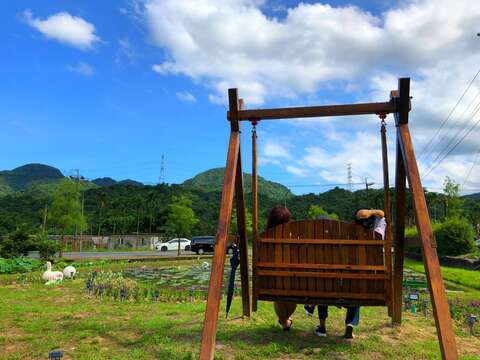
[159,154,165,184]
[347,163,353,192]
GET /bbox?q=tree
[435,217,475,256]
[48,179,87,253]
[443,176,463,218]
[307,205,338,220]
[163,195,198,238]
[0,225,35,258]
[35,233,62,260]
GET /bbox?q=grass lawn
[0,260,479,359]
[405,258,480,295]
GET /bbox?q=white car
[156,238,191,252]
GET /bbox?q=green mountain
[182,167,292,201]
[0,164,64,195]
[92,177,117,187]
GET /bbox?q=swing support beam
[199,78,458,360]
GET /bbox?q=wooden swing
[200,78,458,360]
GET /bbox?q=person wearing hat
[306,208,387,339]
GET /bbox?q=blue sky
[1,0,480,194]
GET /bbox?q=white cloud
[23,10,100,50]
[176,91,197,103]
[286,165,308,177]
[263,141,291,159]
[67,62,94,76]
[141,0,480,190]
[144,0,480,105]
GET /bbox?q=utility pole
[42,204,48,234]
[347,163,353,192]
[159,154,165,184]
[364,177,375,206]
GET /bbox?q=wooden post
[392,136,406,325]
[251,123,259,311]
[398,124,458,359]
[394,78,458,359]
[380,121,394,317]
[199,89,241,360]
[235,99,251,318]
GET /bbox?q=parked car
[190,236,236,255]
[155,238,191,252]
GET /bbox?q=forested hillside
[1,163,480,238]
[182,167,292,201]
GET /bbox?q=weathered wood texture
[228,102,396,121]
[234,99,251,318]
[253,219,391,307]
[199,90,241,360]
[251,125,259,312]
[392,137,406,325]
[398,123,458,360]
[381,122,394,316]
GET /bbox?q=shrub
[434,217,475,256]
[0,226,35,258]
[0,257,43,274]
[35,234,62,260]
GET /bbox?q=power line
[423,97,480,172]
[462,147,480,188]
[418,68,480,163]
[423,109,480,179]
[422,90,480,166]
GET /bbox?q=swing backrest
[253,219,390,307]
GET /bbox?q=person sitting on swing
[266,205,297,331]
[304,208,386,339]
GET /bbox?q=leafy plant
[435,217,475,256]
[0,225,35,258]
[35,233,62,260]
[307,205,338,220]
[0,257,43,274]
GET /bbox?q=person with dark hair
[306,208,386,339]
[266,205,295,331]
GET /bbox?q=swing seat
[253,219,392,308]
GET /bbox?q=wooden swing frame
[199,78,458,360]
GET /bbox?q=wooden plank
[258,295,386,307]
[229,101,395,121]
[306,221,316,291]
[393,133,407,325]
[199,130,240,360]
[282,223,291,291]
[356,224,368,294]
[289,222,299,290]
[259,288,386,301]
[381,121,394,315]
[257,262,386,271]
[339,220,348,293]
[298,221,308,291]
[267,227,276,290]
[259,238,385,245]
[331,220,342,293]
[258,270,388,280]
[323,220,333,291]
[251,123,259,311]
[234,97,250,318]
[398,120,458,360]
[274,224,283,290]
[314,220,325,293]
[234,141,251,318]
